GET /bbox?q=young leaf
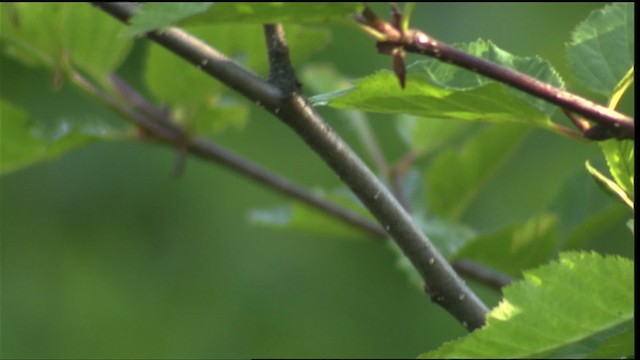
[451,214,559,278]
[608,66,634,109]
[567,3,634,96]
[311,40,565,133]
[425,124,530,220]
[599,139,634,200]
[421,252,634,359]
[585,161,633,210]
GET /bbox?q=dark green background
[1,3,631,358]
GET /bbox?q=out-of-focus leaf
[311,40,565,133]
[425,124,529,220]
[626,219,634,235]
[608,66,634,109]
[144,23,330,134]
[421,252,634,359]
[546,169,629,250]
[585,161,633,210]
[451,213,559,278]
[1,3,133,86]
[567,3,634,96]
[599,139,634,200]
[396,115,470,156]
[387,213,477,290]
[127,3,214,36]
[183,3,363,25]
[0,100,108,175]
[0,54,126,175]
[191,101,250,135]
[414,215,477,259]
[248,188,374,240]
[562,205,630,250]
[299,63,351,95]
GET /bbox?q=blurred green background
[1,3,631,358]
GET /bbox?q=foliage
[0,2,634,358]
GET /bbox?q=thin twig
[452,260,514,290]
[110,72,510,292]
[76,69,388,238]
[93,2,490,330]
[355,6,634,141]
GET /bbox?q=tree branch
[92,2,489,330]
[109,70,511,294]
[355,6,635,141]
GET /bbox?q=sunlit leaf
[585,161,633,210]
[311,39,565,133]
[421,252,634,359]
[599,139,634,200]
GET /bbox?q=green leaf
[585,161,633,210]
[396,115,470,156]
[145,23,330,135]
[311,39,565,133]
[248,188,374,240]
[608,66,634,109]
[421,252,634,359]
[567,3,635,96]
[425,124,530,220]
[414,215,477,259]
[183,3,363,25]
[0,100,107,175]
[0,54,126,175]
[1,3,133,86]
[299,63,351,95]
[127,3,214,36]
[626,219,634,235]
[547,169,629,250]
[563,205,629,251]
[599,139,634,200]
[452,214,559,278]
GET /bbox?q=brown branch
[355,6,635,141]
[93,2,490,330]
